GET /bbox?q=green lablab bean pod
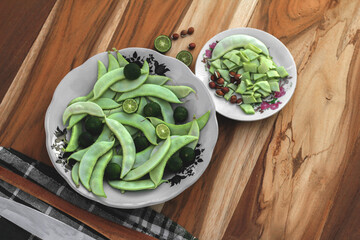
[105,118,136,178]
[79,140,115,191]
[63,102,104,125]
[150,135,198,186]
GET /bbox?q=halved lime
[154,35,172,53]
[176,50,193,66]
[123,99,138,113]
[156,123,170,140]
[124,63,141,80]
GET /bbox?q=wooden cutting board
[0,0,359,239]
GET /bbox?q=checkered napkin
[0,147,196,240]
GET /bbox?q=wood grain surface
[0,0,359,239]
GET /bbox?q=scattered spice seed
[221,87,229,94]
[210,75,216,81]
[216,89,224,96]
[217,78,224,85]
[230,95,237,103]
[187,27,194,35]
[180,30,187,37]
[229,71,236,77]
[171,33,179,40]
[234,74,241,80]
[188,43,196,50]
[236,98,243,104]
[209,82,216,89]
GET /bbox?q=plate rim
[195,27,297,121]
[44,47,218,208]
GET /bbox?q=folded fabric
[0,147,196,240]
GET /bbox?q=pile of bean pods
[63,51,210,197]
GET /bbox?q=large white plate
[195,28,297,121]
[45,48,218,208]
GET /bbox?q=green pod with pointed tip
[105,118,136,178]
[71,162,80,187]
[90,149,114,197]
[110,61,149,92]
[186,120,199,150]
[124,137,171,181]
[79,140,115,191]
[108,179,167,191]
[117,84,182,103]
[145,75,171,85]
[108,112,157,145]
[147,110,210,135]
[162,85,195,99]
[211,34,269,60]
[63,102,104,125]
[150,135,198,186]
[147,96,174,124]
[65,122,83,152]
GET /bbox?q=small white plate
[195,28,297,121]
[45,48,218,208]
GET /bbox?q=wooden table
[1,0,359,239]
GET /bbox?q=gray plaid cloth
[0,147,196,240]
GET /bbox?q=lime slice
[156,124,170,140]
[154,35,172,53]
[176,50,193,66]
[123,99,138,113]
[124,63,141,80]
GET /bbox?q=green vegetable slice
[154,35,172,53]
[176,50,193,66]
